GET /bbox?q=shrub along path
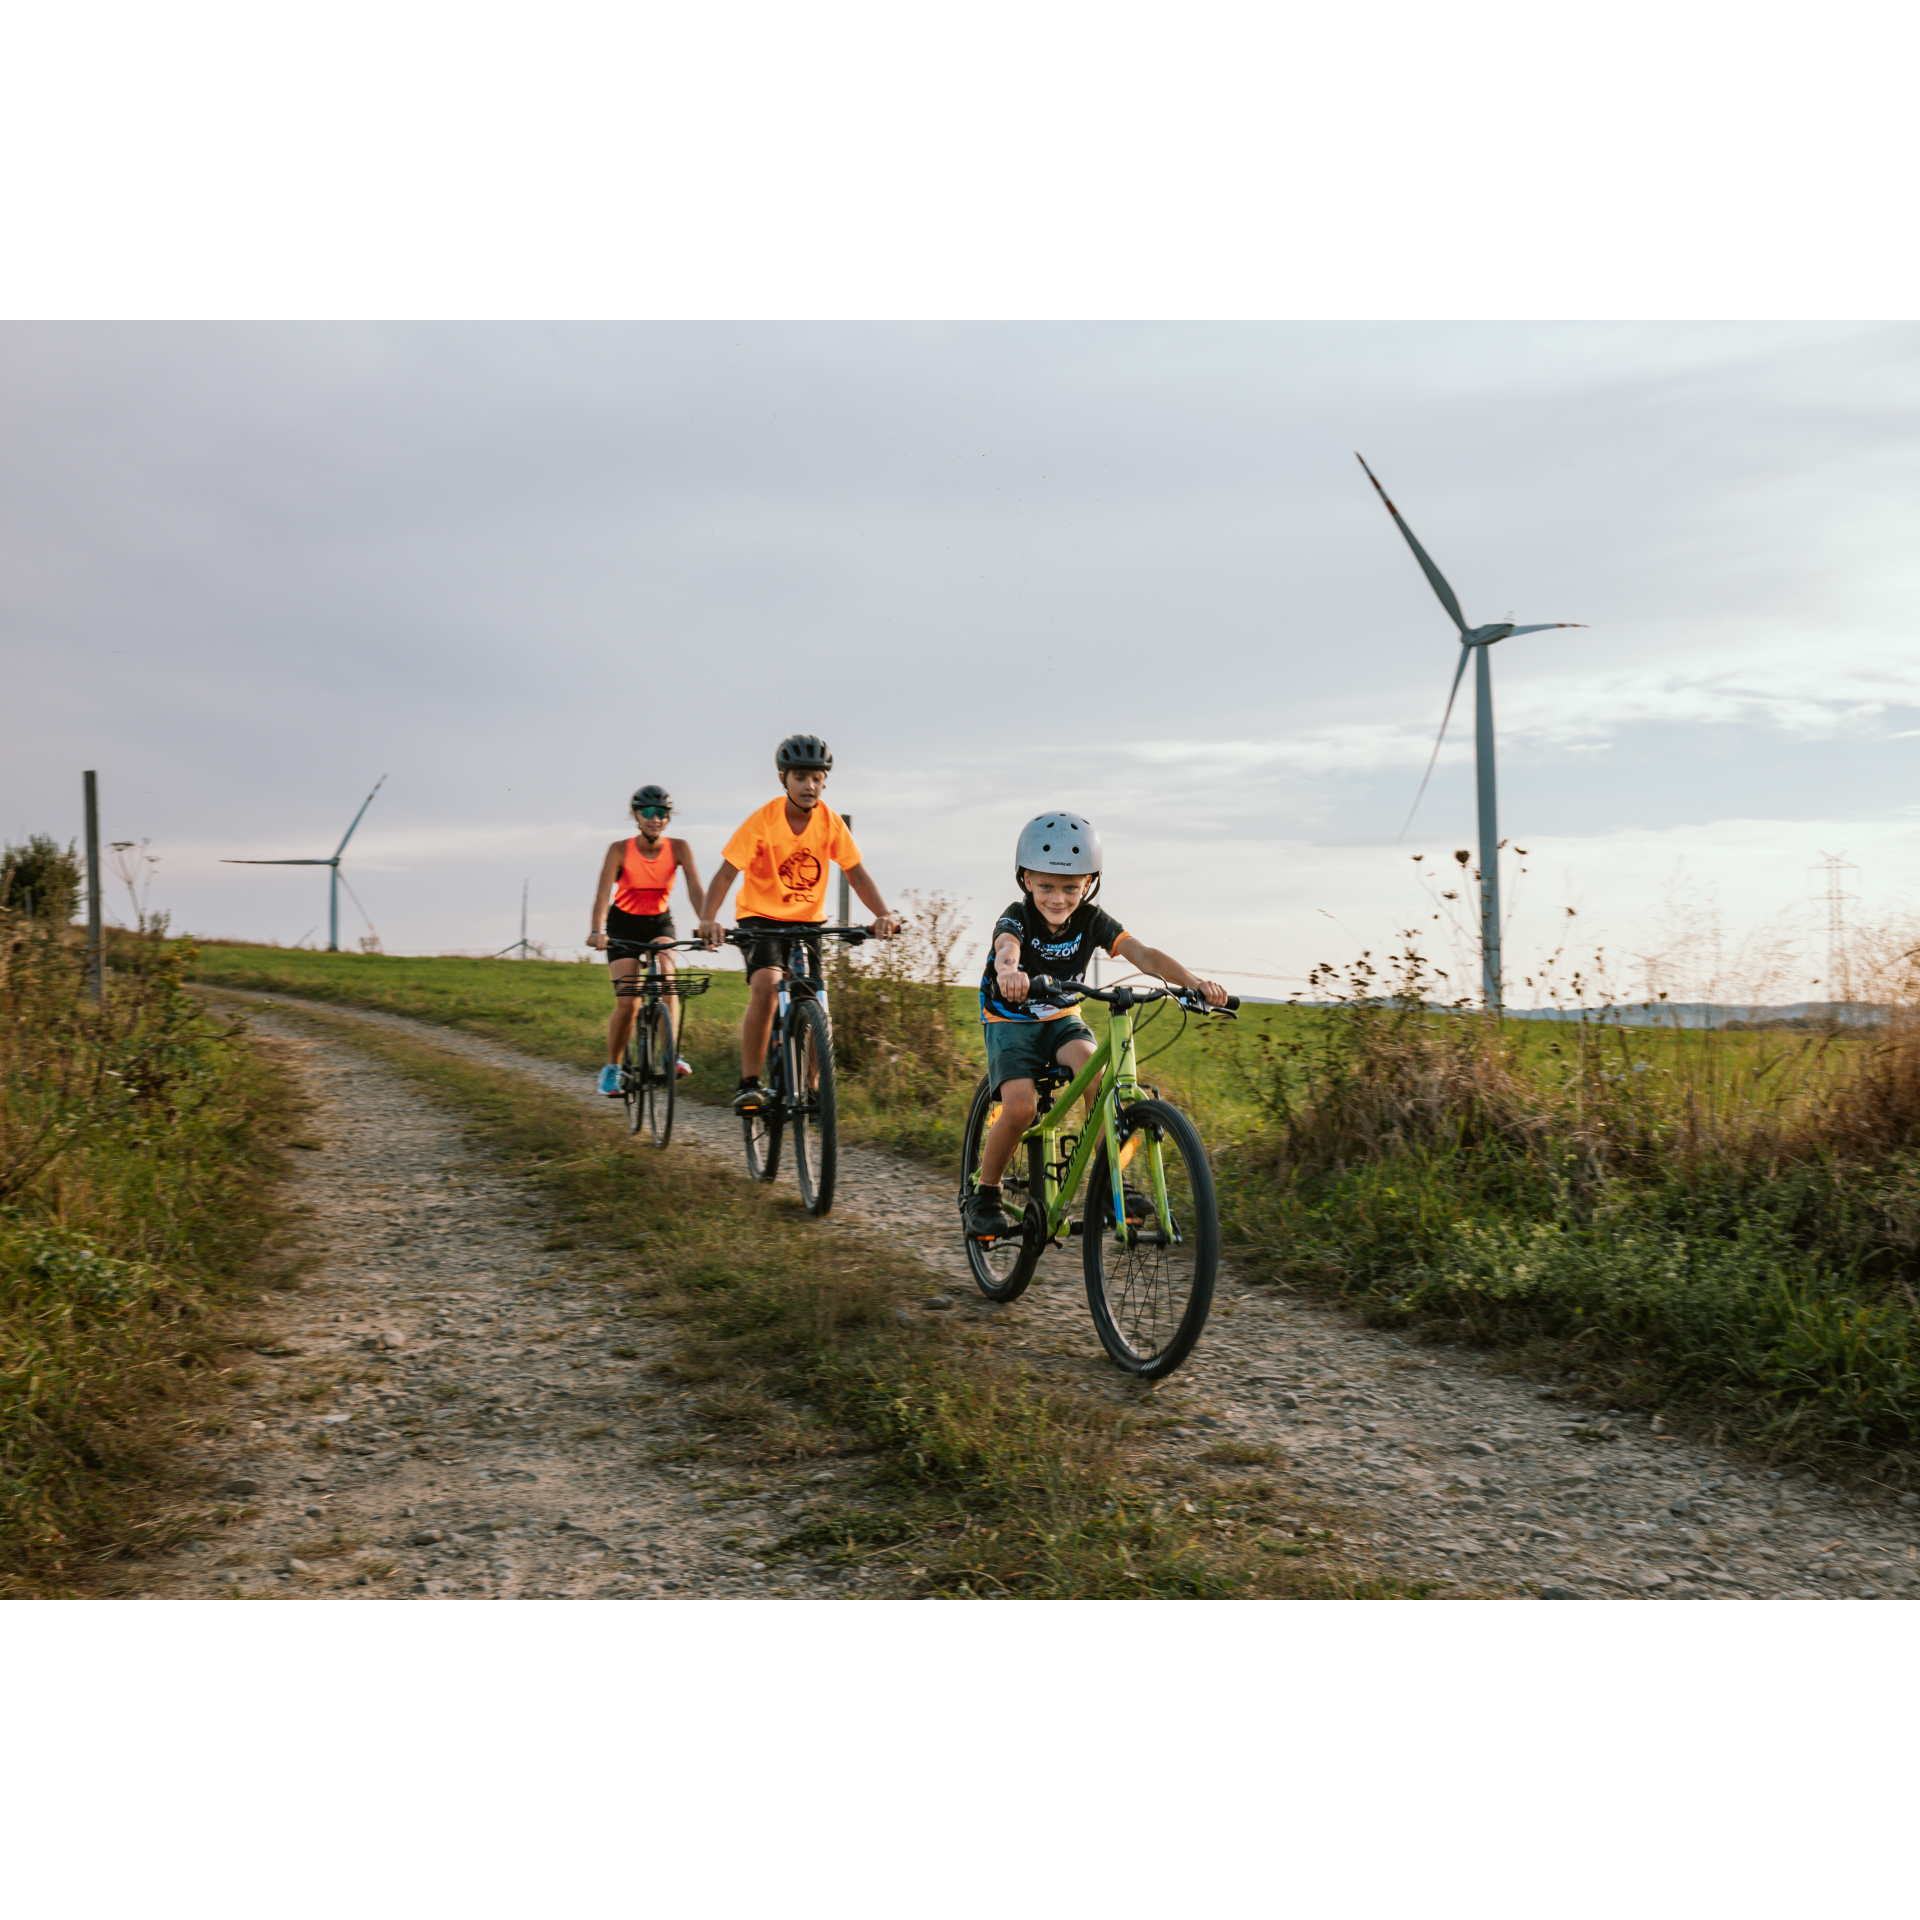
[159,988,1920,1601]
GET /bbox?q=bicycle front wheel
[622,1019,647,1136]
[645,1001,675,1149]
[1083,1099,1217,1380]
[742,1036,784,1181]
[788,998,837,1216]
[958,1075,1041,1303]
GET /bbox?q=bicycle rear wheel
[789,998,837,1216]
[1083,1099,1217,1379]
[742,1035,784,1181]
[957,1075,1042,1303]
[645,1001,675,1149]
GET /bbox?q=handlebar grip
[1223,995,1241,1012]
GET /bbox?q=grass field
[181,938,1920,1481]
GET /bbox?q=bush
[827,892,983,1163]
[0,835,81,925]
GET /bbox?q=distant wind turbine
[223,776,387,953]
[495,879,534,959]
[1356,455,1584,1011]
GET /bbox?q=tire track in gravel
[180,988,1920,1602]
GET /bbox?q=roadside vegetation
[236,996,1412,1599]
[1,908,298,1595]
[1207,946,1920,1484]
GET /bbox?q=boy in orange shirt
[698,734,900,1112]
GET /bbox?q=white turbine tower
[224,776,387,952]
[1357,456,1584,1011]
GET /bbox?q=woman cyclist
[587,785,707,1096]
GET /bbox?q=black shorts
[605,907,675,961]
[737,917,825,980]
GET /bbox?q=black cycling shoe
[732,1078,768,1114]
[962,1188,1014,1241]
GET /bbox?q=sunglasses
[636,806,671,820]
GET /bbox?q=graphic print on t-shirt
[779,848,823,897]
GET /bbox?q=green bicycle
[957,974,1239,1380]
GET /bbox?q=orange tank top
[613,836,676,916]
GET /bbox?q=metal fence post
[84,769,103,1002]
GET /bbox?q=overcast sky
[6,321,1918,1000]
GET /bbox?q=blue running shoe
[597,1064,622,1096]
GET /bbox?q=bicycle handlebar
[720,925,873,950]
[1027,974,1239,1014]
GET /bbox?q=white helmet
[1015,811,1102,878]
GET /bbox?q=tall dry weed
[826,890,975,1107]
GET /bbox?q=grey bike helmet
[630,784,672,814]
[1015,811,1102,896]
[775,733,833,774]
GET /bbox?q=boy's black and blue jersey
[979,897,1127,1023]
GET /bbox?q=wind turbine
[224,776,387,953]
[1356,455,1583,1011]
[495,879,534,959]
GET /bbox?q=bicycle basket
[663,972,714,999]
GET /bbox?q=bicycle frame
[1015,998,1173,1247]
[726,924,869,1105]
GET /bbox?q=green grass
[239,992,1426,1599]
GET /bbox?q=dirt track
[141,989,1920,1601]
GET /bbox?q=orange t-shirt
[613,836,676,916]
[723,797,861,922]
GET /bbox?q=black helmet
[630,784,673,814]
[775,733,833,774]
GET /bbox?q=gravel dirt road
[140,990,1920,1601]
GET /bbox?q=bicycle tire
[622,1016,647,1136]
[957,1075,1042,1303]
[1083,1098,1217,1380]
[789,997,837,1216]
[742,1034,784,1182]
[645,1001,675,1149]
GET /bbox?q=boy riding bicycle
[587,784,707,1096]
[966,810,1227,1240]
[697,734,900,1112]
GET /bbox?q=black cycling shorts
[605,906,675,962]
[737,917,825,980]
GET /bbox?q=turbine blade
[1503,623,1585,637]
[1356,454,1468,635]
[334,773,388,859]
[221,858,332,865]
[1399,643,1473,842]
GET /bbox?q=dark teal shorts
[984,1017,1095,1094]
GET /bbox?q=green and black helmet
[775,734,833,774]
